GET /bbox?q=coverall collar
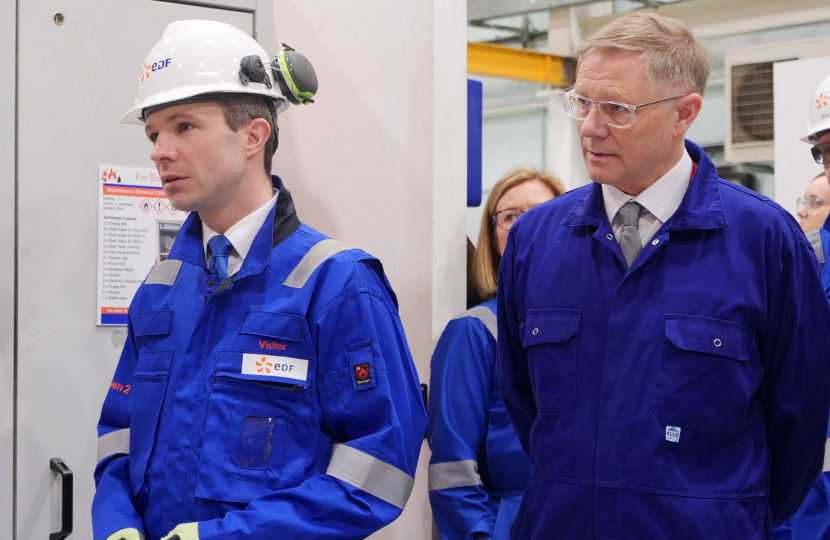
[562,140,727,232]
[167,175,302,275]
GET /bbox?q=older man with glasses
[497,12,830,540]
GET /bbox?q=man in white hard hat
[799,76,830,301]
[91,20,426,540]
[776,77,830,540]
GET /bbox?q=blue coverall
[497,141,830,540]
[774,219,830,540]
[427,300,530,540]
[92,178,427,540]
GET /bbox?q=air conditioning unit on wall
[725,36,830,164]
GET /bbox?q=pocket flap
[133,311,173,337]
[239,311,303,342]
[521,308,581,346]
[664,315,755,362]
[135,351,174,373]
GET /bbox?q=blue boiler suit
[92,179,427,540]
[427,300,530,540]
[774,220,830,540]
[497,141,830,540]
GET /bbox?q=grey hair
[576,12,710,96]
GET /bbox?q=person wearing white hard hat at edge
[774,75,830,540]
[91,21,427,540]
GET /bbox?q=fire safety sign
[96,165,186,325]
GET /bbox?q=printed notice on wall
[97,166,187,325]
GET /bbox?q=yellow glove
[161,522,200,540]
[105,529,144,540]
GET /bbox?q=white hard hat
[802,75,830,143]
[121,20,290,125]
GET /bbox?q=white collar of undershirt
[601,149,693,225]
[202,190,279,262]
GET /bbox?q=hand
[161,522,199,540]
[105,529,144,540]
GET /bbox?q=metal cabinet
[10,2,269,538]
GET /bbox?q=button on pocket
[520,308,581,416]
[652,314,761,436]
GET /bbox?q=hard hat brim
[122,85,289,125]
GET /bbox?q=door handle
[50,458,73,540]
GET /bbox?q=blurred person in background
[775,79,830,540]
[797,173,830,232]
[427,168,564,540]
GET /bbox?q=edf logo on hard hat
[140,58,172,82]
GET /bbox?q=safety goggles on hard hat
[811,143,830,165]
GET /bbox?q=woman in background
[428,168,564,540]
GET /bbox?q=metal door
[15,2,264,538]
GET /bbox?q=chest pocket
[520,308,581,416]
[196,334,314,504]
[132,310,173,351]
[652,314,761,436]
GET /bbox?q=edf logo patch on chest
[354,363,372,386]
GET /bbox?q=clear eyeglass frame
[492,208,525,232]
[797,196,824,211]
[558,87,685,129]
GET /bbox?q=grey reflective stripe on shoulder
[97,428,130,462]
[824,437,830,472]
[283,239,354,289]
[428,460,483,492]
[326,443,414,510]
[145,259,183,286]
[452,305,497,340]
[806,227,826,264]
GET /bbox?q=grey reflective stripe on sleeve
[823,437,830,472]
[428,460,483,491]
[807,227,825,264]
[145,259,183,286]
[283,239,353,289]
[326,443,414,509]
[97,428,130,462]
[453,305,497,340]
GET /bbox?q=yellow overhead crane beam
[467,42,575,87]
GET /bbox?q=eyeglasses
[811,143,830,165]
[559,87,685,129]
[492,208,527,232]
[797,196,824,212]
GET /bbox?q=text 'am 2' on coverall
[498,141,830,540]
[427,299,530,540]
[775,221,830,540]
[92,178,427,540]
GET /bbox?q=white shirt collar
[202,190,279,262]
[601,149,693,225]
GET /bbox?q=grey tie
[618,201,643,268]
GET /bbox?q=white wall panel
[272,2,468,538]
[0,0,16,537]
